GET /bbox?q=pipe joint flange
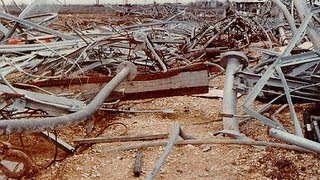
[220,51,249,69]
[116,61,137,81]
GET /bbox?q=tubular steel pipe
[269,128,320,154]
[293,0,320,49]
[146,122,181,180]
[270,0,297,35]
[0,62,137,135]
[220,52,248,133]
[313,120,320,141]
[0,12,73,41]
[222,59,240,132]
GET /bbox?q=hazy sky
[3,0,201,5]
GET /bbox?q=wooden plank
[27,63,207,87]
[117,70,208,93]
[24,68,209,101]
[120,86,208,100]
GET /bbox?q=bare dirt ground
[33,76,320,180]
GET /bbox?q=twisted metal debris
[0,0,319,178]
[235,1,320,152]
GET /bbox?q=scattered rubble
[0,0,319,179]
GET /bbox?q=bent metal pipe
[0,62,137,135]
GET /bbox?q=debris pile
[0,0,319,179]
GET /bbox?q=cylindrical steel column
[223,58,240,131]
[220,52,248,132]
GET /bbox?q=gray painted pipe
[293,0,320,49]
[269,128,320,153]
[271,0,297,35]
[222,58,240,132]
[0,62,136,135]
[221,52,248,133]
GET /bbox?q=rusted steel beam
[74,133,169,145]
